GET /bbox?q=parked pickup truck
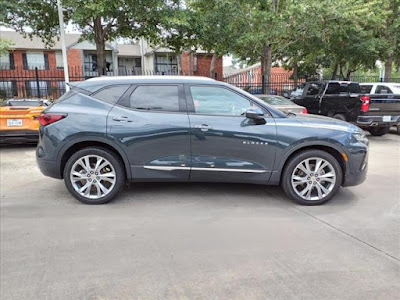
[290,81,400,136]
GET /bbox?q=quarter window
[376,85,393,94]
[190,86,253,116]
[92,85,130,104]
[129,85,180,112]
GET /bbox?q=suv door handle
[113,116,132,122]
[194,124,213,132]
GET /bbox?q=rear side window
[376,85,393,94]
[128,85,180,112]
[92,85,130,104]
[360,85,373,94]
[326,82,360,94]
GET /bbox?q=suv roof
[73,76,218,92]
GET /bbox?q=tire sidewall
[63,147,126,204]
[282,150,343,205]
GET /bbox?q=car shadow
[106,181,360,212]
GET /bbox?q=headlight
[353,132,368,144]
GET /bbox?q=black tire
[368,126,390,136]
[63,147,126,204]
[281,149,343,206]
[396,124,400,135]
[332,114,347,121]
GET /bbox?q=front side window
[190,86,253,116]
[306,83,321,95]
[376,85,393,94]
[128,85,180,112]
[92,85,130,104]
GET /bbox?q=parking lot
[0,129,399,299]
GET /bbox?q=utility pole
[57,0,70,91]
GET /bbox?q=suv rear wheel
[282,150,343,205]
[63,147,126,204]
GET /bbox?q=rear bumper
[0,130,39,143]
[36,157,62,179]
[357,115,400,128]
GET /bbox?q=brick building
[0,31,223,99]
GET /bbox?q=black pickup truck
[290,81,400,136]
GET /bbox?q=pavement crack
[291,205,400,263]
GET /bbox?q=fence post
[35,67,41,98]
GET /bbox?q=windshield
[258,95,295,106]
[7,100,43,107]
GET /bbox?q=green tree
[188,0,242,77]
[1,0,166,74]
[0,38,14,55]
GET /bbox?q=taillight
[37,113,66,126]
[360,96,370,112]
[302,108,308,114]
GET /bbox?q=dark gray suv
[36,76,368,205]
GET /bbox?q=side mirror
[245,107,264,120]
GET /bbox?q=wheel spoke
[297,163,309,175]
[319,172,335,178]
[84,156,91,171]
[317,161,329,174]
[94,157,104,172]
[314,158,323,173]
[316,184,323,198]
[320,177,335,183]
[304,159,312,173]
[317,182,329,195]
[95,182,102,197]
[97,181,109,195]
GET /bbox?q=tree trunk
[339,62,344,80]
[93,17,106,76]
[209,53,217,79]
[264,45,272,94]
[384,57,393,82]
[331,63,338,80]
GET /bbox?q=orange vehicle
[0,99,50,143]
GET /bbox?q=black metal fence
[1,65,399,101]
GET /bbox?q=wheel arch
[57,137,131,179]
[270,142,347,185]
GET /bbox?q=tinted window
[325,82,361,94]
[360,85,373,94]
[190,86,252,116]
[306,83,321,95]
[93,85,130,104]
[129,85,179,112]
[376,85,393,94]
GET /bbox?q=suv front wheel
[282,150,343,205]
[63,147,126,204]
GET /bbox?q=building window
[0,81,17,98]
[193,55,197,72]
[55,52,64,69]
[134,57,141,68]
[23,51,49,70]
[26,81,51,97]
[0,53,14,70]
[155,54,177,74]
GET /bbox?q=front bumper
[0,130,39,144]
[343,165,368,187]
[357,115,400,128]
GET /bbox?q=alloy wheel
[70,155,116,199]
[291,157,336,201]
